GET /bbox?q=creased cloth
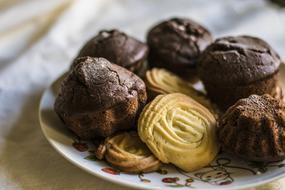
[0,0,284,189]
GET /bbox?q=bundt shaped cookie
[218,94,285,162]
[145,68,215,112]
[54,57,147,139]
[138,93,219,172]
[98,132,161,173]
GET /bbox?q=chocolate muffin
[218,94,285,162]
[54,57,147,139]
[198,35,281,110]
[147,17,213,80]
[74,29,148,77]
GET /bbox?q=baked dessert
[147,17,213,80]
[273,83,285,102]
[74,29,148,77]
[198,35,281,110]
[145,68,215,112]
[97,132,161,173]
[138,93,219,172]
[54,57,147,139]
[218,94,285,162]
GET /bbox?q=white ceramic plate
[39,66,285,190]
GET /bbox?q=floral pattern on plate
[39,69,285,190]
[74,138,285,188]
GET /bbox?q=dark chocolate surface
[55,57,147,139]
[218,94,285,162]
[76,29,148,75]
[147,17,213,77]
[199,35,281,85]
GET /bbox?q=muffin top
[199,35,281,85]
[58,57,146,114]
[76,29,148,69]
[218,94,285,162]
[147,17,213,68]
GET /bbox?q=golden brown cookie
[145,68,215,113]
[100,132,161,173]
[138,93,219,172]
[272,82,285,102]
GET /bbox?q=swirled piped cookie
[101,132,161,173]
[138,93,219,172]
[145,68,214,112]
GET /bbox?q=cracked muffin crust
[74,29,148,77]
[198,35,281,110]
[218,94,285,162]
[54,57,147,139]
[147,17,213,80]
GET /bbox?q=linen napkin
[0,0,284,189]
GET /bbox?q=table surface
[0,0,285,189]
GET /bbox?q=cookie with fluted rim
[138,93,219,172]
[145,68,216,113]
[97,131,161,173]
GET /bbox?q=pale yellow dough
[138,93,219,172]
[104,132,161,173]
[145,68,214,112]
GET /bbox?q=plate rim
[38,69,285,190]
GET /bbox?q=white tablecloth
[0,0,285,189]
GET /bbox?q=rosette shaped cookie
[145,68,214,111]
[102,132,161,173]
[138,93,219,172]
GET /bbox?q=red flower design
[162,177,179,183]
[219,180,232,185]
[72,142,88,152]
[101,167,120,175]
